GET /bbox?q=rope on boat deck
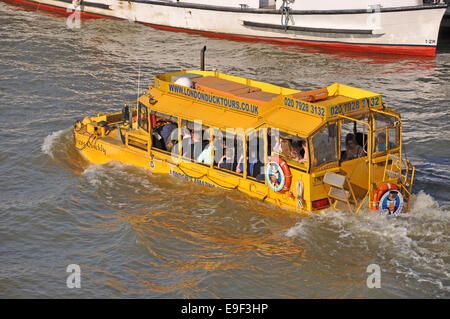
[205,174,240,190]
[176,161,239,190]
[176,162,206,180]
[156,154,240,190]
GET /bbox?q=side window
[312,123,338,167]
[151,111,178,152]
[179,120,211,164]
[214,130,244,175]
[245,130,265,180]
[340,118,368,162]
[138,103,149,133]
[180,120,203,160]
[387,127,399,149]
[373,113,400,153]
[211,128,224,166]
[235,135,244,175]
[215,129,237,172]
[268,128,308,166]
[214,129,244,175]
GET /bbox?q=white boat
[3,0,448,56]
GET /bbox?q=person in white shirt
[197,135,216,165]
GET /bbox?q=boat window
[340,118,368,162]
[179,119,211,164]
[215,129,237,172]
[373,113,400,153]
[213,128,245,175]
[312,123,338,167]
[234,134,245,175]
[211,128,224,166]
[268,128,308,166]
[244,130,265,180]
[151,111,178,152]
[388,127,399,149]
[137,103,149,133]
[374,112,396,129]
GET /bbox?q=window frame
[137,102,150,134]
[266,127,310,172]
[371,112,401,157]
[149,110,179,154]
[338,116,370,164]
[310,121,339,170]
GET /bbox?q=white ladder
[324,171,362,214]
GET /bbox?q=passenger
[281,138,306,163]
[159,117,177,148]
[183,131,202,160]
[196,135,216,165]
[280,138,293,158]
[272,135,282,153]
[302,140,309,163]
[375,132,387,152]
[235,154,245,174]
[236,150,258,175]
[213,137,225,164]
[344,133,364,160]
[218,147,235,171]
[166,138,179,153]
[273,136,308,164]
[291,141,303,162]
[293,140,308,163]
[166,140,174,152]
[180,128,191,155]
[151,133,162,149]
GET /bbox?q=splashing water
[41,129,67,158]
[285,192,450,297]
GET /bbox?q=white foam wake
[41,129,69,158]
[81,161,162,193]
[285,191,450,295]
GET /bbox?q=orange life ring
[267,156,292,193]
[372,183,399,210]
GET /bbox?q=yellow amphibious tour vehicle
[74,59,415,216]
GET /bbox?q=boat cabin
[76,69,415,214]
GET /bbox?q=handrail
[124,100,138,107]
[337,113,373,210]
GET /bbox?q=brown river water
[0,2,449,298]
